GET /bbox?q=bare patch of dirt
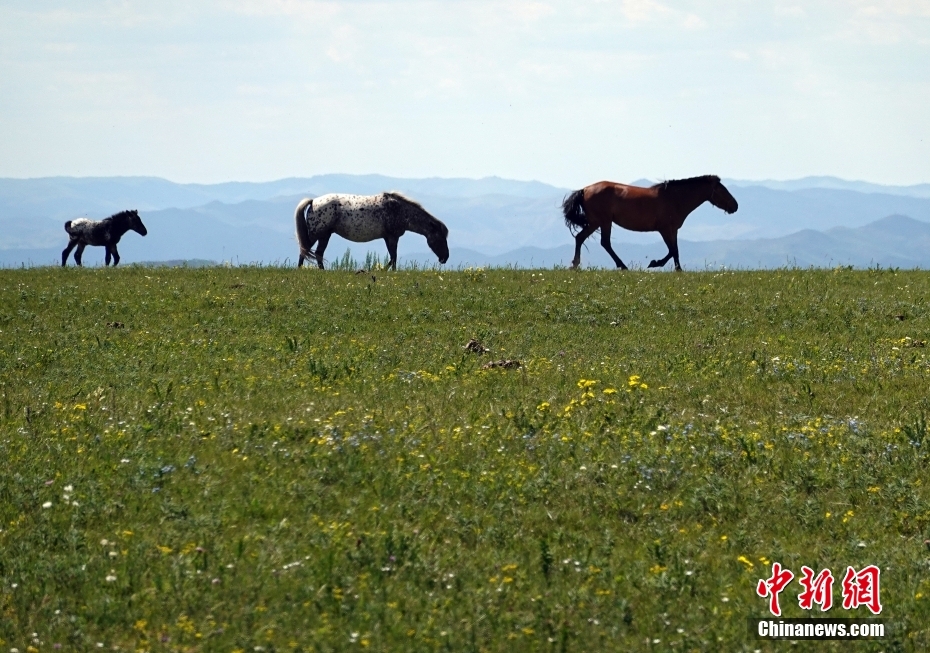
[481,359,521,370]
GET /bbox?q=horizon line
[2,172,930,190]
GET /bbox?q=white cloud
[774,4,807,19]
[836,0,930,43]
[223,0,340,20]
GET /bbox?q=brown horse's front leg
[571,225,597,269]
[649,230,681,270]
[647,254,672,268]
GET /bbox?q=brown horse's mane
[651,175,720,192]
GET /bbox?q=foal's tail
[562,190,587,234]
[64,220,73,234]
[294,198,314,259]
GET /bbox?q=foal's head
[707,177,739,214]
[111,210,148,236]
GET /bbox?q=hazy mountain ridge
[2,174,930,268]
[7,214,930,271]
[726,176,930,198]
[0,174,566,222]
[406,215,930,270]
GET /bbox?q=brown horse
[562,175,738,271]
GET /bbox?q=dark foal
[61,210,148,267]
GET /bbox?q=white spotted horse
[294,192,449,270]
[61,210,148,267]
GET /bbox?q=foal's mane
[106,210,138,222]
[652,175,720,192]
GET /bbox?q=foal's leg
[384,235,399,270]
[74,243,87,267]
[314,233,332,269]
[105,246,112,266]
[111,244,120,266]
[62,240,77,267]
[571,224,597,269]
[648,229,681,270]
[599,223,628,270]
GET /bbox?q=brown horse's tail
[562,190,587,234]
[294,198,314,259]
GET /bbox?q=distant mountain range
[726,176,930,198]
[432,214,930,270]
[2,174,930,269]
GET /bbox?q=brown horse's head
[709,178,738,214]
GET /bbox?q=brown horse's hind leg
[599,224,628,270]
[571,225,597,269]
[649,230,681,271]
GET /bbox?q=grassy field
[1,265,929,651]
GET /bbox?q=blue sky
[1,1,928,186]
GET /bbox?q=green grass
[1,265,929,652]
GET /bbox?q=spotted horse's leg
[384,235,400,270]
[314,232,332,269]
